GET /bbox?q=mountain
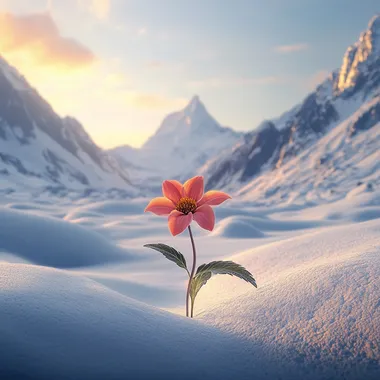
[0,56,134,194]
[202,14,380,203]
[109,96,242,181]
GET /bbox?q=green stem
[185,225,197,318]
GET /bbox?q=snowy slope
[202,15,380,201]
[199,219,380,380]
[236,96,379,205]
[0,56,134,192]
[109,96,242,180]
[0,263,262,380]
[0,188,379,379]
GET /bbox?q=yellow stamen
[176,197,197,214]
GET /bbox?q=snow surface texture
[0,189,379,380]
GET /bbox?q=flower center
[176,197,197,214]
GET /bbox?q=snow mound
[212,216,266,238]
[195,220,380,379]
[213,214,325,233]
[327,206,380,222]
[282,190,380,222]
[0,263,280,380]
[0,207,133,268]
[64,200,144,221]
[201,250,380,380]
[5,202,57,212]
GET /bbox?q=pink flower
[145,176,231,236]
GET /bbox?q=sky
[0,0,378,148]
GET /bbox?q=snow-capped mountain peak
[144,95,223,141]
[369,13,380,38]
[183,94,205,115]
[336,14,380,96]
[110,96,242,180]
[201,14,380,203]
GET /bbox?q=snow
[0,56,30,92]
[200,14,380,196]
[109,96,242,180]
[0,13,379,380]
[211,216,266,238]
[336,14,380,95]
[0,187,379,379]
[0,263,265,380]
[236,95,380,206]
[198,219,380,380]
[0,207,133,268]
[0,123,137,192]
[0,57,135,192]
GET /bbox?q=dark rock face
[43,149,90,185]
[0,73,35,143]
[206,93,339,189]
[63,117,106,170]
[274,95,339,168]
[206,121,280,189]
[338,55,380,100]
[334,15,380,99]
[0,153,37,176]
[349,99,380,136]
[240,123,280,181]
[290,94,338,135]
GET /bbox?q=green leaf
[196,260,257,287]
[190,271,212,302]
[144,243,189,275]
[191,260,257,302]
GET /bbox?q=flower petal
[144,197,175,215]
[193,204,215,231]
[198,190,231,207]
[168,210,193,236]
[162,180,183,204]
[183,176,204,201]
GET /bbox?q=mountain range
[0,56,134,195]
[0,14,379,203]
[199,14,380,204]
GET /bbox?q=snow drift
[0,207,133,268]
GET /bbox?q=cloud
[274,43,309,54]
[187,76,284,89]
[0,12,95,69]
[77,0,110,20]
[307,70,330,90]
[123,92,187,109]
